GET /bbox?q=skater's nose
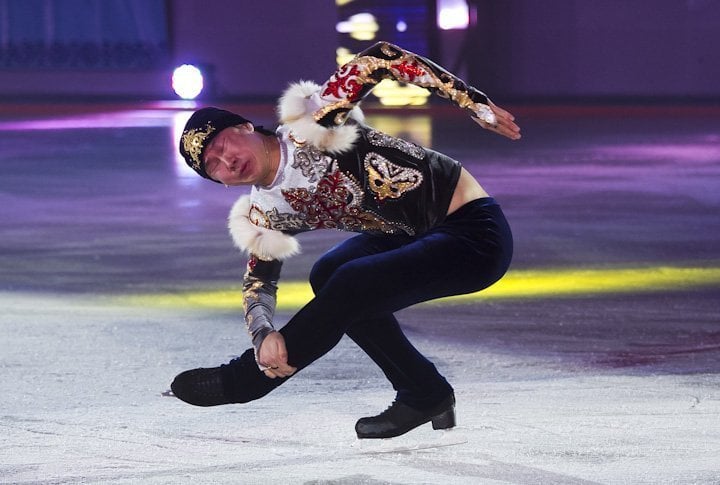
[222,157,236,170]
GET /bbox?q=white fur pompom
[277,81,363,154]
[227,195,300,261]
[277,80,320,123]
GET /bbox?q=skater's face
[203,124,275,186]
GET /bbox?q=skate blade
[353,429,468,454]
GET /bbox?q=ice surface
[2,293,718,484]
[2,108,720,483]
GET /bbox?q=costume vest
[228,41,495,262]
[247,124,461,239]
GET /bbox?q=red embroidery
[391,61,426,82]
[322,64,363,101]
[248,255,258,271]
[281,170,392,232]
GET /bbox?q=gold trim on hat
[182,123,216,171]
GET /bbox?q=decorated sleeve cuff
[470,102,497,126]
[250,322,275,353]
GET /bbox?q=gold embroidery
[364,153,422,201]
[313,98,351,122]
[181,123,215,171]
[313,68,378,122]
[367,129,425,159]
[242,278,265,315]
[380,43,399,57]
[249,204,271,228]
[277,167,413,235]
[288,132,306,146]
[334,111,349,125]
[314,52,490,123]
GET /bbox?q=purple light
[172,65,204,100]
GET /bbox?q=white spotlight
[437,0,469,30]
[172,64,204,100]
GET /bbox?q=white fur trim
[227,195,300,261]
[287,117,359,154]
[277,81,363,154]
[277,80,319,123]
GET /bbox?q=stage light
[172,64,204,100]
[371,81,431,107]
[437,0,469,30]
[336,12,378,41]
[335,47,355,66]
[119,265,720,310]
[396,20,407,32]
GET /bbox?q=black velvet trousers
[221,197,513,410]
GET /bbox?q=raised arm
[279,41,520,150]
[313,41,496,127]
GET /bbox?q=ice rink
[1,104,719,484]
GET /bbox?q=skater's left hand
[258,331,297,379]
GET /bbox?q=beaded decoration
[181,123,215,171]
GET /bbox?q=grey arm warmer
[242,255,283,354]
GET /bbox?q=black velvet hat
[179,107,251,180]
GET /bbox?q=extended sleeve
[312,41,496,127]
[242,254,282,358]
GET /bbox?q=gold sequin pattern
[313,48,491,124]
[249,204,271,229]
[253,166,413,235]
[181,123,215,170]
[380,43,399,57]
[364,152,423,201]
[242,278,265,311]
[367,129,425,159]
[312,79,378,123]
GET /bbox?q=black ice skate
[355,393,456,439]
[170,348,282,406]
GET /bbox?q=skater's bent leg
[176,202,511,407]
[310,235,452,407]
[346,316,452,409]
[172,234,400,407]
[280,211,511,377]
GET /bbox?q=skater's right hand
[258,331,297,379]
[472,101,521,140]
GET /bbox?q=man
[172,42,520,439]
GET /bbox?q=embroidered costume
[222,42,497,360]
[173,42,514,439]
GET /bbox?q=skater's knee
[318,260,371,299]
[309,253,340,293]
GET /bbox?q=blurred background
[2,4,720,482]
[1,0,718,104]
[1,0,719,292]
